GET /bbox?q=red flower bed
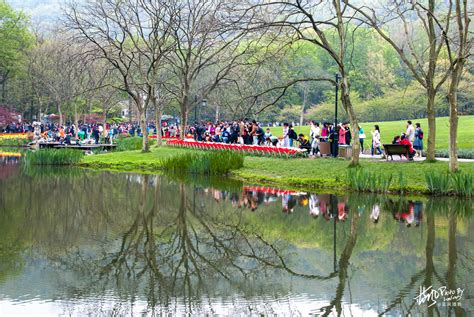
[166,139,305,158]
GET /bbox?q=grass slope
[264,115,474,150]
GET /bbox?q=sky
[7,0,62,23]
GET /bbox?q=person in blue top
[413,123,423,157]
[358,126,366,153]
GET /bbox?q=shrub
[23,149,83,165]
[116,137,155,151]
[161,150,244,175]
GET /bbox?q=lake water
[0,157,472,316]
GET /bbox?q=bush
[116,137,155,151]
[161,150,244,175]
[23,149,83,165]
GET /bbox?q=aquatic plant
[23,149,83,165]
[346,168,393,194]
[161,150,244,175]
[450,172,472,197]
[425,171,450,195]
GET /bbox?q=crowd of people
[2,118,424,159]
[1,121,181,145]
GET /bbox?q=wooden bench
[383,144,411,161]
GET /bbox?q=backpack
[289,129,297,140]
[419,130,424,140]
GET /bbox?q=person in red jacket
[399,133,416,160]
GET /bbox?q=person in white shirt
[309,121,321,156]
[282,122,290,147]
[406,120,415,143]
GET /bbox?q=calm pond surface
[0,157,473,316]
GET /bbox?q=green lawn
[264,115,474,150]
[81,146,474,194]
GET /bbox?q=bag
[419,131,424,140]
[289,129,297,140]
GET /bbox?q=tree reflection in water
[0,165,472,316]
[53,174,342,315]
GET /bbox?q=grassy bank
[265,115,474,150]
[81,146,474,195]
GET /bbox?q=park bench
[383,144,411,161]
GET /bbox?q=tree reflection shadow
[54,175,340,314]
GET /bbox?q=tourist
[359,126,366,153]
[399,133,416,160]
[406,120,415,143]
[321,122,329,141]
[371,125,383,156]
[413,123,423,157]
[344,123,351,145]
[288,124,297,147]
[338,124,346,145]
[282,123,290,147]
[297,133,311,153]
[309,121,320,156]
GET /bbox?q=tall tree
[443,0,472,172]
[163,0,253,139]
[248,0,363,165]
[0,0,32,103]
[65,0,176,152]
[347,0,454,161]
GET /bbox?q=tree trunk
[155,103,163,147]
[426,91,436,161]
[74,104,79,139]
[180,105,188,141]
[300,84,308,126]
[179,95,189,140]
[447,54,465,172]
[139,109,149,152]
[447,83,459,172]
[340,76,360,166]
[58,102,63,127]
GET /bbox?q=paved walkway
[359,153,474,163]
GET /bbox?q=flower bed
[0,133,32,146]
[166,139,306,158]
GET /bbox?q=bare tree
[163,0,254,139]
[28,35,81,127]
[245,0,362,164]
[346,0,457,161]
[65,0,176,152]
[444,0,472,172]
